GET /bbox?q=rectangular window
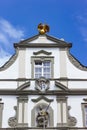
[34,61,51,78]
[31,56,54,78]
[85,106,87,127]
[82,103,87,127]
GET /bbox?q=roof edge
[14,34,72,48]
[67,49,87,71]
[0,49,19,71]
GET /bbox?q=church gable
[14,33,72,48]
[1,24,87,129]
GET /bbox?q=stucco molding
[35,77,50,92]
[16,81,30,91]
[83,98,87,102]
[56,96,68,102]
[67,49,87,71]
[31,103,54,127]
[14,34,72,48]
[68,106,77,126]
[17,96,28,102]
[14,43,72,48]
[33,50,52,55]
[55,81,69,91]
[0,49,19,71]
[8,106,17,127]
[31,56,54,78]
[81,99,87,127]
[0,99,4,128]
[32,96,53,103]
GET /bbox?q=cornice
[14,43,72,48]
[67,49,87,71]
[0,78,87,81]
[16,81,30,91]
[55,81,69,91]
[0,49,19,71]
[14,34,72,48]
[0,89,87,95]
[0,126,85,129]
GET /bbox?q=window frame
[0,99,4,128]
[31,56,54,79]
[34,60,51,78]
[82,103,87,127]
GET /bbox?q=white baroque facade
[0,24,87,130]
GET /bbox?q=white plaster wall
[68,81,87,89]
[0,56,19,79]
[68,96,86,127]
[1,38,87,80]
[59,49,68,78]
[28,95,57,127]
[0,36,87,128]
[29,81,55,91]
[0,81,17,89]
[1,96,17,128]
[30,36,56,44]
[66,55,87,78]
[0,95,86,128]
[25,47,60,78]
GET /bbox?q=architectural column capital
[17,96,28,102]
[56,96,67,102]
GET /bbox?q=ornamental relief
[35,77,50,92]
[8,106,17,127]
[68,106,77,126]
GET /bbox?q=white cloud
[0,18,24,54]
[76,14,87,25]
[0,19,24,39]
[0,56,11,67]
[79,27,87,42]
[0,48,11,67]
[76,14,87,42]
[0,18,25,66]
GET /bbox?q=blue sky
[0,0,87,66]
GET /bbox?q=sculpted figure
[36,105,49,127]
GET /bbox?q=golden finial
[38,23,50,35]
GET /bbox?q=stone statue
[36,105,49,127]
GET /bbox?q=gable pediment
[14,34,72,48]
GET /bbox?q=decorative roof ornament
[38,23,50,35]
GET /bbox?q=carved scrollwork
[8,106,17,127]
[68,106,77,126]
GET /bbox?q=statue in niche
[36,105,49,127]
